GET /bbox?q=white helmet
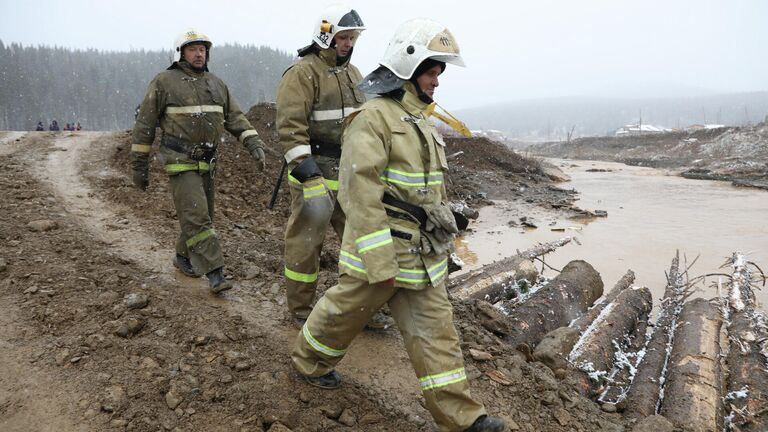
[379,18,464,80]
[173,28,212,63]
[312,4,365,49]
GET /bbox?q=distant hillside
[457,92,768,142]
[527,121,768,190]
[0,40,294,130]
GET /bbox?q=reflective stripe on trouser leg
[389,282,486,432]
[170,171,223,275]
[291,274,397,377]
[283,180,336,318]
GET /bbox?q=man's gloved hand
[250,147,266,172]
[423,203,459,234]
[132,169,149,190]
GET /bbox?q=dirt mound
[0,116,622,431]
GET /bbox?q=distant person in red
[36,121,44,131]
[75,122,82,131]
[49,120,60,131]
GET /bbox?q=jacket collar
[397,82,429,116]
[170,60,207,76]
[317,46,350,68]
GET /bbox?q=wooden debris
[724,252,768,431]
[500,260,603,351]
[625,252,687,420]
[660,298,724,432]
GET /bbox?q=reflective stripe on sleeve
[396,267,430,284]
[186,228,216,248]
[302,324,346,357]
[339,250,366,274]
[355,229,393,254]
[324,179,339,191]
[419,367,467,391]
[427,258,449,284]
[165,105,224,115]
[131,144,152,153]
[285,266,318,283]
[310,107,359,122]
[165,162,210,173]
[303,183,328,200]
[380,168,443,187]
[239,129,258,142]
[284,145,312,163]
[427,171,444,185]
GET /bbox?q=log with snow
[625,253,685,420]
[724,252,768,431]
[569,286,653,397]
[659,297,723,432]
[500,260,603,350]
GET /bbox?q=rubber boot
[206,267,233,294]
[302,370,341,389]
[365,311,394,331]
[464,415,505,432]
[173,254,198,277]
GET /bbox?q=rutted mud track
[0,124,623,431]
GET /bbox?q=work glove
[250,147,266,172]
[423,203,459,234]
[132,169,149,190]
[419,203,459,256]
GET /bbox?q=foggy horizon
[2,0,766,109]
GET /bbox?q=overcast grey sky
[2,0,766,109]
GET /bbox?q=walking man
[131,29,267,294]
[290,19,505,432]
[277,5,387,328]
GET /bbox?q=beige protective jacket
[131,61,263,174]
[338,82,450,289]
[276,47,365,172]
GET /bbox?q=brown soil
[0,108,624,432]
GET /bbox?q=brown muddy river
[456,159,768,308]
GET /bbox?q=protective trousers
[284,156,345,319]
[291,275,486,431]
[170,170,224,275]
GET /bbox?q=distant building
[686,124,725,131]
[615,124,671,136]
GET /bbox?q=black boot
[173,254,198,277]
[464,415,505,432]
[206,267,233,294]
[302,370,341,389]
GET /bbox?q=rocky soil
[526,122,768,190]
[0,105,635,432]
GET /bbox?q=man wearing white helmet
[132,29,267,294]
[276,5,388,329]
[290,19,505,432]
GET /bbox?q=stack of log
[453,247,768,431]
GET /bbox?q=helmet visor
[338,9,364,28]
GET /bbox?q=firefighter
[276,5,387,328]
[131,28,267,294]
[290,19,505,432]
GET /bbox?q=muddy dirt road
[0,125,624,431]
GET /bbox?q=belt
[163,136,216,162]
[310,140,341,159]
[382,193,428,229]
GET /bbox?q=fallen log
[625,252,686,420]
[659,297,724,432]
[724,253,768,431]
[531,270,637,374]
[569,286,653,396]
[449,237,575,303]
[571,269,635,333]
[500,260,603,350]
